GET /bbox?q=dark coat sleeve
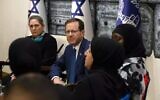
[41,34,57,66]
[72,73,121,100]
[72,78,93,100]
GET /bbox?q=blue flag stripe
[28,0,40,17]
[71,0,85,18]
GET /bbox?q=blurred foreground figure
[9,37,42,77]
[72,37,130,100]
[4,73,72,100]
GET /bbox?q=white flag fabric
[71,0,93,40]
[28,0,48,32]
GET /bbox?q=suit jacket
[49,38,90,84]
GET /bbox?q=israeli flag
[71,0,93,40]
[116,0,141,29]
[28,0,48,32]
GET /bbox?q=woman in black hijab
[9,37,42,77]
[112,24,145,58]
[72,37,129,100]
[112,24,150,100]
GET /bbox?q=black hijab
[91,37,125,73]
[112,24,146,58]
[9,37,42,76]
[72,37,128,100]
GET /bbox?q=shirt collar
[73,40,82,52]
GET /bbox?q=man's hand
[52,77,65,86]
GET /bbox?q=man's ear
[81,30,85,34]
[81,30,85,36]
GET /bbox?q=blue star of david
[28,0,40,17]
[72,0,85,18]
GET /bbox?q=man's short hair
[65,18,84,31]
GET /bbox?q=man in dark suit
[49,18,90,85]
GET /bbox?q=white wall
[0,0,159,99]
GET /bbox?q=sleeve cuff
[51,76,61,81]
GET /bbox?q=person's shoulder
[25,35,32,39]
[65,44,72,50]
[44,33,53,37]
[80,38,90,50]
[44,33,57,41]
[83,38,90,43]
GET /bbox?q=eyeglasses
[65,30,79,35]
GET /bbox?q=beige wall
[0,0,29,61]
[0,0,159,99]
